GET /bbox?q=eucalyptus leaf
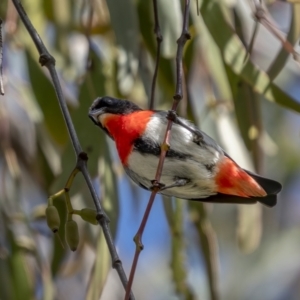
[106,0,139,94]
[267,3,300,80]
[86,231,111,300]
[137,0,175,103]
[170,199,196,299]
[6,225,34,300]
[26,51,69,146]
[200,0,300,113]
[189,203,220,300]
[157,0,182,58]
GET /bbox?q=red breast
[102,110,154,165]
[215,156,267,197]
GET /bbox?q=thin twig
[170,199,195,298]
[190,203,219,300]
[149,0,163,109]
[174,2,191,102]
[11,0,133,298]
[124,1,191,299]
[252,1,299,61]
[0,19,4,95]
[243,20,259,63]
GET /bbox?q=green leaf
[189,203,219,300]
[137,0,175,103]
[70,49,107,175]
[51,48,106,192]
[106,0,139,94]
[98,142,119,237]
[26,51,69,146]
[169,199,195,300]
[190,7,232,101]
[6,225,34,300]
[267,4,300,80]
[52,48,119,235]
[157,0,181,58]
[200,0,300,113]
[51,195,67,275]
[86,231,111,300]
[226,12,264,171]
[106,0,139,59]
[0,254,14,300]
[237,205,262,254]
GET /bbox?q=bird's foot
[150,180,165,191]
[150,178,189,192]
[160,177,190,191]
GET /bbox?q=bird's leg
[159,178,190,191]
[150,180,165,191]
[167,110,203,143]
[150,178,189,191]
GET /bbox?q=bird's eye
[92,98,103,110]
[104,98,114,106]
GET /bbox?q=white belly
[125,115,224,199]
[126,151,220,199]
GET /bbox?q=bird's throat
[103,111,154,165]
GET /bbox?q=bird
[88,96,282,207]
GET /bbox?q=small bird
[89,96,281,207]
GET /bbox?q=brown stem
[253,3,299,60]
[149,0,163,109]
[0,19,4,95]
[124,1,191,299]
[11,0,133,298]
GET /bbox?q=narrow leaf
[267,3,300,80]
[200,0,300,113]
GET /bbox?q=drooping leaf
[6,223,34,300]
[51,194,67,275]
[86,230,111,300]
[230,11,264,172]
[190,6,233,102]
[137,0,175,103]
[169,199,196,300]
[26,51,69,146]
[200,0,300,113]
[51,47,106,192]
[189,203,219,300]
[266,3,300,80]
[106,0,139,60]
[237,204,262,254]
[106,0,139,95]
[157,0,182,58]
[213,106,263,253]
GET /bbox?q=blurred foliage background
[1,0,300,299]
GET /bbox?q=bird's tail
[193,171,281,207]
[244,171,282,207]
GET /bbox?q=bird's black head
[89,96,142,126]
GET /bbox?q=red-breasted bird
[89,96,282,207]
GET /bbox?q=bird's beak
[89,97,109,126]
[88,107,106,126]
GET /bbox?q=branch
[124,1,191,299]
[149,0,163,109]
[190,203,219,300]
[248,1,299,63]
[11,0,134,298]
[0,18,4,95]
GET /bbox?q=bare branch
[252,1,299,62]
[11,0,133,298]
[149,0,163,109]
[0,19,4,95]
[124,1,191,299]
